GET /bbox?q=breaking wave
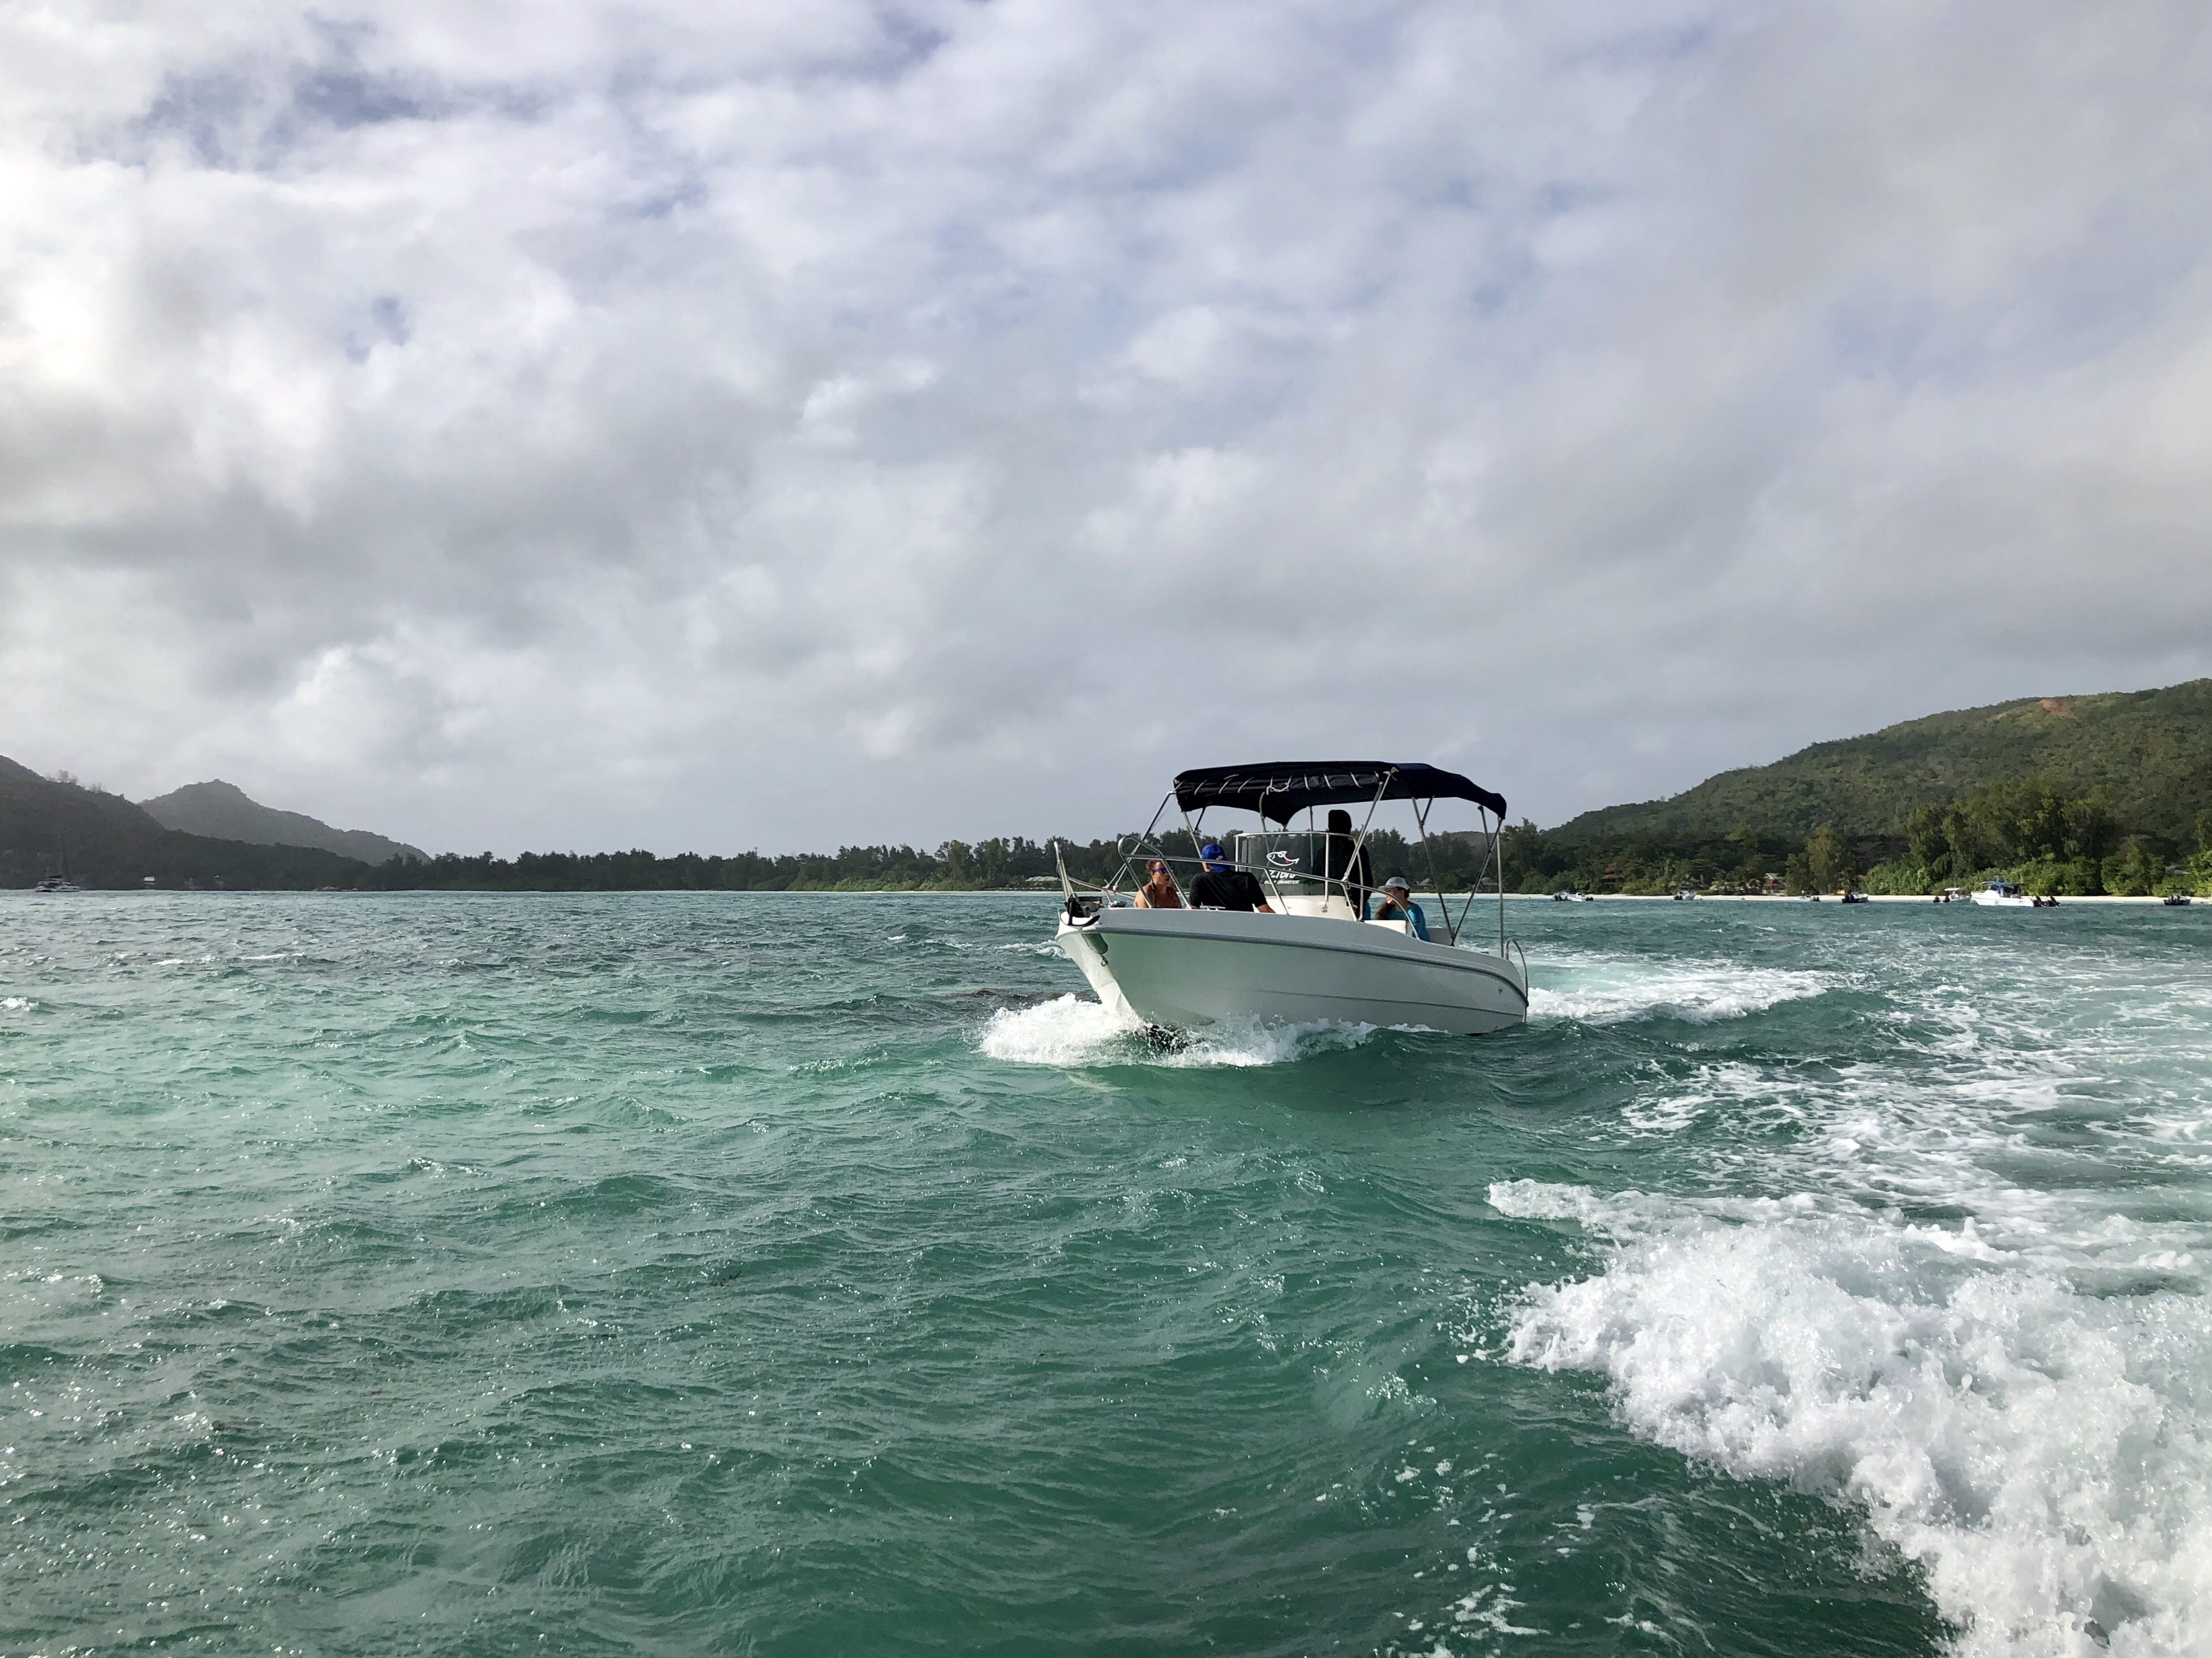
[978,993,1380,1068]
[1487,1179,2212,1657]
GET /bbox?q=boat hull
[1055,908,1527,1036]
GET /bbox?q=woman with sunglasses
[1134,860,1184,908]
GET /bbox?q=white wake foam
[1530,960,1829,1025]
[979,994,1379,1069]
[1489,1180,2212,1657]
[978,994,1140,1066]
[1160,1014,1381,1068]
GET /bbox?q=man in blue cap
[1189,844,1275,912]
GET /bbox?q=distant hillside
[0,757,372,889]
[1552,680,2212,844]
[140,779,426,864]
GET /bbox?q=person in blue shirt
[1368,875,1429,940]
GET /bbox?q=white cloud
[2,0,2209,852]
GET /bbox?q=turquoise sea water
[2,893,2206,1657]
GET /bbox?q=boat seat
[1364,918,1410,935]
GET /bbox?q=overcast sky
[4,1,2210,854]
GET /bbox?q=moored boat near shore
[1972,880,2062,908]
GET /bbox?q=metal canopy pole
[1345,770,1393,920]
[1449,807,1492,949]
[1413,797,1452,944]
[1177,801,1210,906]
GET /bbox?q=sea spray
[1492,1182,2211,1657]
[981,992,1382,1068]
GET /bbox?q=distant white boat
[1052,762,1528,1038]
[1972,880,2055,908]
[32,877,81,894]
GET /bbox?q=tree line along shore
[10,785,2210,899]
[1509,782,2212,899]
[8,678,2212,895]
[294,789,2212,897]
[0,758,1494,894]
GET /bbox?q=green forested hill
[0,757,372,888]
[139,779,428,864]
[1551,680,2212,844]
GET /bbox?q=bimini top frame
[1172,762,1505,824]
[1076,760,1512,961]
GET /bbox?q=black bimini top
[1173,762,1506,824]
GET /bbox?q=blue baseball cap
[1200,843,1227,865]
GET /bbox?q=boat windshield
[1230,831,1353,900]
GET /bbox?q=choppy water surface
[2,894,2206,1657]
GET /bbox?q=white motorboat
[1052,762,1528,1037]
[32,876,82,894]
[1970,880,2037,908]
